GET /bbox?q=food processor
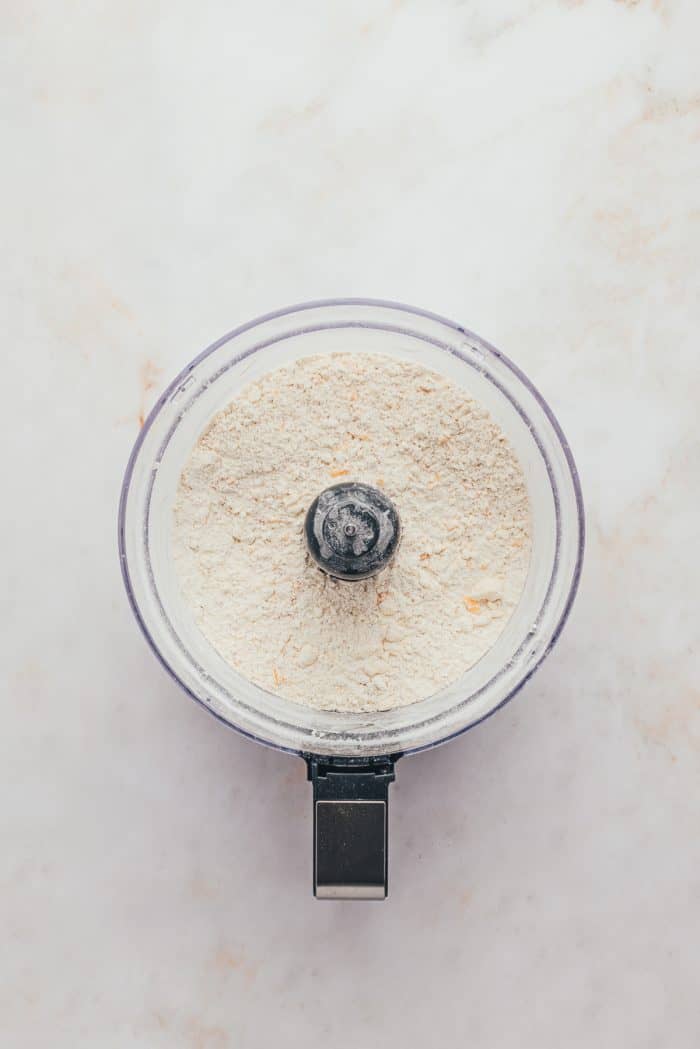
[118,299,584,899]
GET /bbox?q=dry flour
[172,353,531,712]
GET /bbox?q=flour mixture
[172,353,531,712]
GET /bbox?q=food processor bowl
[118,299,584,897]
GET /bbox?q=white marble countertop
[3,2,699,1046]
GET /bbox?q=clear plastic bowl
[118,300,584,758]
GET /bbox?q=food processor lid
[118,298,584,759]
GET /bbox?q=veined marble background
[2,1,698,1046]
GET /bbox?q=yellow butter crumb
[464,597,481,614]
[330,468,349,477]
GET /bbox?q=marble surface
[3,1,699,1046]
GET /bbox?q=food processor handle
[306,756,399,900]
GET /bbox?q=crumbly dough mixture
[172,353,531,712]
